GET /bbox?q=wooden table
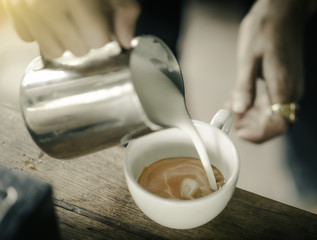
[0,103,316,240]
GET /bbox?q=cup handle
[210,109,232,135]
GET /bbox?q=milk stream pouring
[20,35,185,159]
[130,39,217,189]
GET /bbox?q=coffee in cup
[138,157,225,200]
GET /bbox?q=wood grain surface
[0,103,316,240]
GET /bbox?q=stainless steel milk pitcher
[20,35,184,159]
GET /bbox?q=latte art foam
[138,157,225,200]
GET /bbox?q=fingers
[2,0,33,41]
[233,95,289,143]
[36,6,90,58]
[113,0,140,49]
[3,0,141,59]
[35,0,107,58]
[4,0,65,59]
[262,37,304,104]
[232,16,261,114]
[23,18,64,60]
[68,0,112,50]
[235,114,288,144]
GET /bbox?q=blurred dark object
[285,10,317,202]
[135,0,255,57]
[0,165,59,240]
[136,0,184,57]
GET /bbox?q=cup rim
[124,119,240,204]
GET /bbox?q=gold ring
[271,102,297,123]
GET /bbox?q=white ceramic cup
[124,109,240,229]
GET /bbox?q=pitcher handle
[210,109,232,135]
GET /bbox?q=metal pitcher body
[20,36,184,159]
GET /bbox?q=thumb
[114,1,140,49]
